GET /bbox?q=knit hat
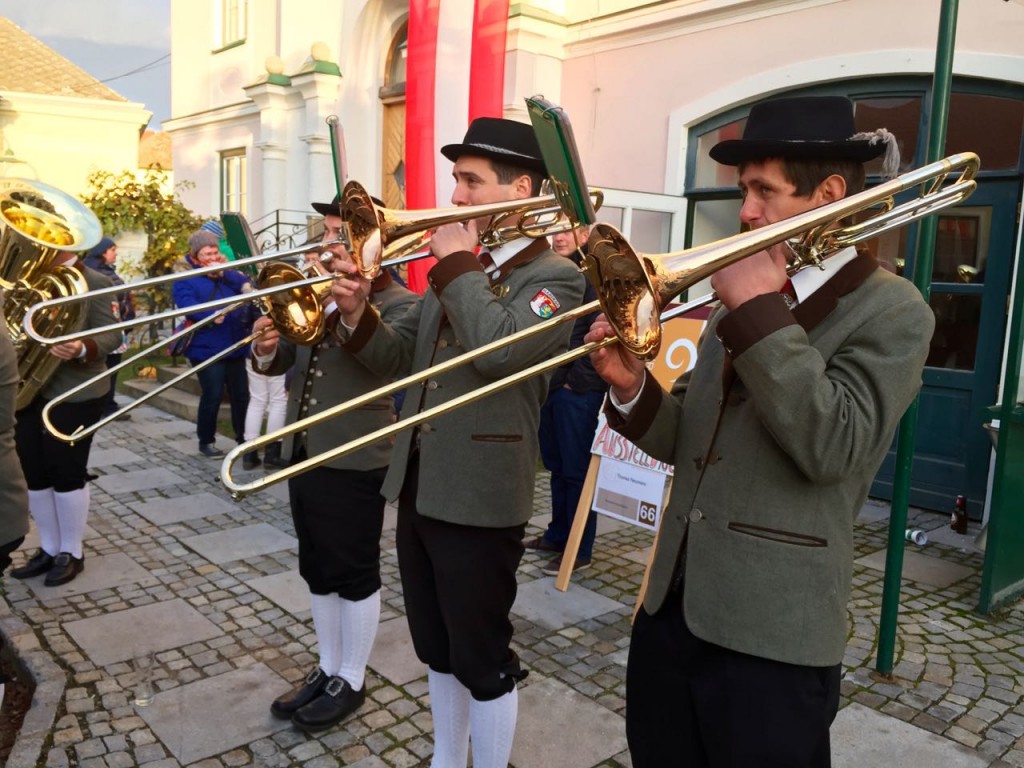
[86,236,116,260]
[188,230,220,255]
[200,220,225,238]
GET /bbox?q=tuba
[0,179,101,409]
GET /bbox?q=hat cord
[850,128,901,179]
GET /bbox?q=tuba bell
[0,178,101,409]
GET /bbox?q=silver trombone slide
[19,239,346,344]
[220,297,706,499]
[43,303,266,443]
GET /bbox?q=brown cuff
[427,251,483,296]
[603,373,663,443]
[344,300,380,353]
[81,338,99,363]
[715,293,797,359]
[324,308,341,339]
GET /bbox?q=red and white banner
[405,0,510,292]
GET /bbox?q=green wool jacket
[607,254,934,667]
[40,261,122,403]
[345,239,586,528]
[257,273,417,472]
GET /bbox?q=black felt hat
[312,192,385,216]
[441,117,546,175]
[311,193,341,217]
[710,96,887,166]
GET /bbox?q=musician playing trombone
[586,96,935,767]
[251,194,416,733]
[330,117,586,768]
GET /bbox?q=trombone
[40,259,318,443]
[340,179,604,279]
[221,152,980,498]
[32,183,602,439]
[23,187,604,347]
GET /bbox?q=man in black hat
[251,194,416,733]
[587,95,934,766]
[330,116,585,767]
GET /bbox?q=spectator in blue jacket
[528,222,607,575]
[172,230,252,458]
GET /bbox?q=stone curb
[1,609,66,768]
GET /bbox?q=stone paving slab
[23,552,156,598]
[833,703,988,767]
[63,597,223,666]
[924,522,985,553]
[89,446,146,466]
[129,418,196,438]
[513,576,627,630]
[92,466,183,495]
[512,675,628,767]
[368,616,424,686]
[165,436,207,455]
[622,547,650,566]
[136,662,293,764]
[855,548,975,589]
[131,491,238,525]
[857,500,892,523]
[180,522,297,564]
[248,570,309,617]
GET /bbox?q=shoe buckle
[306,668,324,685]
[324,677,346,697]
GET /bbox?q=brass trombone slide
[221,151,979,499]
[22,238,347,346]
[44,307,266,444]
[588,151,979,358]
[340,180,604,279]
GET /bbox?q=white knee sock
[309,592,343,676]
[469,687,518,768]
[28,489,59,556]
[429,669,471,768]
[337,590,380,691]
[53,487,90,559]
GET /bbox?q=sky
[2,0,172,129]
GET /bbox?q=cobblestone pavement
[1,405,1023,767]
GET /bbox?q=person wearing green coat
[587,96,934,767]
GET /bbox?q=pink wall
[558,0,1024,192]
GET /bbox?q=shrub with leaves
[80,167,205,309]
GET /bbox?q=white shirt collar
[790,246,859,304]
[486,236,533,271]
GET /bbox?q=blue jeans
[538,387,605,560]
[193,357,249,446]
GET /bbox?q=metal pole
[876,0,959,676]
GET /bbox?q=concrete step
[156,364,202,397]
[122,376,232,424]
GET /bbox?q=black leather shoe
[292,676,366,733]
[270,667,328,719]
[199,443,225,459]
[241,451,262,471]
[44,553,84,586]
[263,442,289,468]
[524,535,563,553]
[10,549,55,579]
